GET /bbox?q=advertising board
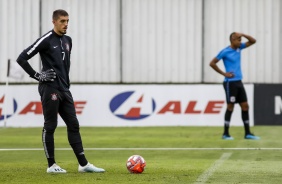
[0,84,254,127]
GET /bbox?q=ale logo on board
[0,96,18,121]
[109,91,156,120]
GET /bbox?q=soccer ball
[126,155,146,174]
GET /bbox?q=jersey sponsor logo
[53,46,58,48]
[0,96,18,121]
[109,91,156,120]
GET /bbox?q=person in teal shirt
[210,32,260,140]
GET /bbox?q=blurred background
[0,0,281,84]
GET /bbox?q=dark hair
[52,9,68,20]
[229,32,236,42]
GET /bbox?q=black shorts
[223,80,247,104]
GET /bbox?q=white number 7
[62,52,65,60]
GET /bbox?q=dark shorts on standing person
[223,80,248,104]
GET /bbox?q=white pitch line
[194,152,232,184]
[0,148,282,151]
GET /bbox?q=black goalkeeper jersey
[17,30,72,91]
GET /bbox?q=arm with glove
[16,37,56,82]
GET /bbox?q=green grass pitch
[1,126,282,184]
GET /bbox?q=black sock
[242,110,251,135]
[70,142,88,166]
[42,128,56,167]
[224,121,230,135]
[75,152,88,166]
[47,158,55,167]
[224,109,233,135]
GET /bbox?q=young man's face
[231,34,241,48]
[53,16,69,35]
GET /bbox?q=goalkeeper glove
[33,69,56,82]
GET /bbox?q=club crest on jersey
[65,43,70,51]
[51,93,58,101]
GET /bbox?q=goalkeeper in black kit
[16,9,105,173]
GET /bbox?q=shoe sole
[245,138,260,140]
[47,171,67,173]
[78,168,105,173]
[222,136,234,140]
[78,170,105,173]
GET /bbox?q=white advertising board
[0,84,254,127]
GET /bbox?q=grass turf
[0,126,282,183]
